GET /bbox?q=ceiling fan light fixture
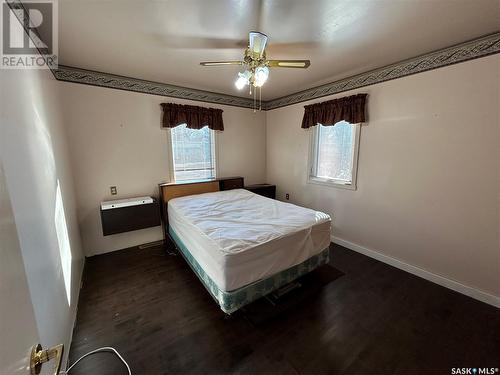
[249,31,268,58]
[235,76,247,90]
[200,31,310,109]
[254,66,269,87]
[235,70,251,90]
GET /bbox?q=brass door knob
[30,343,64,375]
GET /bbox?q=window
[309,121,360,189]
[169,124,217,182]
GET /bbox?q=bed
[159,180,331,314]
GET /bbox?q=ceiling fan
[200,32,310,96]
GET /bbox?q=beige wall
[56,54,499,303]
[266,54,500,300]
[60,83,267,256]
[0,67,84,366]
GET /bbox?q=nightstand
[100,196,160,236]
[245,184,276,199]
[219,176,244,191]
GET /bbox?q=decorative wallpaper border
[54,66,257,109]
[264,31,500,110]
[53,31,500,110]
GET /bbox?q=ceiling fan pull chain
[259,86,262,111]
[253,85,257,112]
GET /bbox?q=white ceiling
[59,0,500,100]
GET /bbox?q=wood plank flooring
[68,244,500,375]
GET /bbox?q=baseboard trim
[331,235,500,308]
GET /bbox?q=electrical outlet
[110,186,117,195]
[285,193,290,200]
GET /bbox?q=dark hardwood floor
[69,244,500,375]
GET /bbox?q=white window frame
[166,126,219,183]
[307,122,361,190]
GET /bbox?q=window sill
[307,176,357,190]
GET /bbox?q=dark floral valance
[301,93,367,129]
[161,103,224,131]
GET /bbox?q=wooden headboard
[160,180,219,203]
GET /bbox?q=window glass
[310,121,359,188]
[170,124,216,181]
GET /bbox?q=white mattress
[168,189,331,292]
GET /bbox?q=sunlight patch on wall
[55,180,72,305]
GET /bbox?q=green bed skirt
[169,226,330,314]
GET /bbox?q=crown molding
[53,31,500,111]
[53,66,256,109]
[264,31,500,110]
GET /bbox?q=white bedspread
[168,189,331,291]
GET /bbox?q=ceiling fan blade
[249,31,268,59]
[267,60,311,68]
[200,61,244,66]
[266,41,321,54]
[151,33,247,49]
